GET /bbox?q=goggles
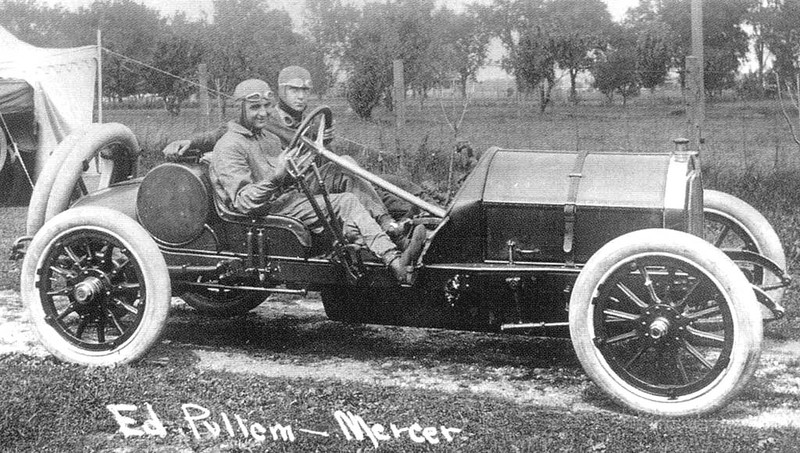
[239,91,274,103]
[279,78,313,89]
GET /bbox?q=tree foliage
[2,0,785,114]
[435,7,491,97]
[482,0,613,109]
[545,0,614,103]
[759,0,800,90]
[659,0,751,97]
[591,26,641,105]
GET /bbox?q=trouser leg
[376,173,424,218]
[276,191,397,261]
[312,158,391,225]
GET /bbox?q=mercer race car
[11,106,791,417]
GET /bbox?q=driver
[210,78,424,284]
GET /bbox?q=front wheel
[21,207,171,366]
[569,229,762,417]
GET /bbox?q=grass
[1,351,798,452]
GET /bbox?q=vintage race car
[12,106,791,417]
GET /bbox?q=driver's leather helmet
[232,78,274,103]
[232,79,274,129]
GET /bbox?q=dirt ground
[2,289,799,427]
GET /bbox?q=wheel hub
[73,276,106,304]
[648,316,670,339]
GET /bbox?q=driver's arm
[211,137,287,216]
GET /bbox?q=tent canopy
[0,26,98,179]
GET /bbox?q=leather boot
[386,224,426,285]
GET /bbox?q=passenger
[209,78,424,283]
[163,65,416,237]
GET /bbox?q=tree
[545,0,614,103]
[148,15,205,114]
[659,0,751,97]
[761,0,800,92]
[304,0,361,96]
[435,7,491,97]
[746,0,772,92]
[0,0,81,46]
[205,0,304,109]
[341,0,439,119]
[69,0,166,101]
[478,0,546,77]
[591,26,640,105]
[513,26,557,112]
[627,20,673,93]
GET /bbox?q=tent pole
[96,28,102,124]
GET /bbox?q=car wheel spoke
[616,282,648,309]
[686,326,726,347]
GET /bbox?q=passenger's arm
[163,125,227,160]
[190,125,227,154]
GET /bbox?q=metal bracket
[9,236,32,260]
[563,150,589,267]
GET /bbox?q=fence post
[393,59,405,128]
[686,56,704,151]
[393,59,405,166]
[687,0,705,152]
[198,64,210,127]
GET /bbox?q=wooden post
[96,28,103,124]
[198,63,209,127]
[688,0,704,151]
[686,56,703,150]
[393,59,405,166]
[393,59,405,128]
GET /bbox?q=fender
[43,123,139,227]
[26,126,87,235]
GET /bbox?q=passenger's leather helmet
[278,66,313,89]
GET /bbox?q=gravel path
[3,289,799,425]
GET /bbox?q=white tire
[704,189,786,318]
[21,206,170,366]
[569,229,762,417]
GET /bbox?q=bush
[346,70,389,120]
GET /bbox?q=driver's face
[281,86,309,112]
[241,99,272,130]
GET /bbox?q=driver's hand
[272,147,300,184]
[162,139,192,160]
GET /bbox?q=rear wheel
[21,207,170,366]
[704,189,786,318]
[569,229,762,417]
[181,289,266,317]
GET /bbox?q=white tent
[0,25,97,181]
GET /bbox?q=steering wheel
[286,106,333,175]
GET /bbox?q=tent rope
[102,48,231,99]
[0,111,35,189]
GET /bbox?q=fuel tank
[424,147,703,265]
